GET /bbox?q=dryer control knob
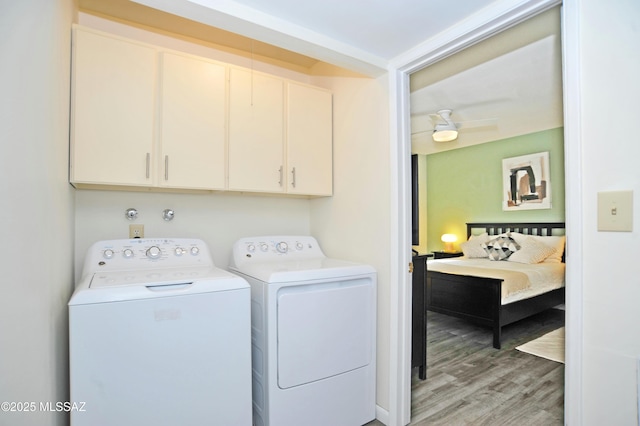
[276,242,288,253]
[103,249,114,259]
[122,249,134,259]
[247,244,256,253]
[260,243,269,252]
[190,246,200,256]
[295,242,304,251]
[146,246,162,259]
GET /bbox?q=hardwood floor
[366,308,564,426]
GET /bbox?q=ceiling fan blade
[455,118,497,129]
[411,129,433,136]
[410,113,436,134]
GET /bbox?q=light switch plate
[597,190,633,232]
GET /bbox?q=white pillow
[503,232,565,263]
[536,235,566,263]
[460,232,489,258]
[508,236,557,264]
[469,232,490,242]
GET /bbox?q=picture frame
[502,151,551,210]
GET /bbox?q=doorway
[390,1,562,424]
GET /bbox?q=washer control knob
[190,246,200,256]
[103,249,114,259]
[260,243,269,252]
[276,242,288,253]
[247,244,256,253]
[122,249,134,259]
[146,246,162,259]
[174,247,185,256]
[296,242,304,251]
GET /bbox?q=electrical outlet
[129,224,144,239]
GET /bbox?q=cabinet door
[286,83,333,196]
[70,28,157,186]
[160,52,226,190]
[228,68,284,193]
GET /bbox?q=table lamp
[441,234,457,252]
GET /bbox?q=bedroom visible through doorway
[408,6,565,422]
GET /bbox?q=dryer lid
[230,257,375,283]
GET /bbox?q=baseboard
[375,404,389,425]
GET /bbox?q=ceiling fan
[411,109,497,142]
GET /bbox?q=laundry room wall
[0,1,76,425]
[309,74,392,417]
[74,12,393,419]
[74,190,311,278]
[72,14,319,277]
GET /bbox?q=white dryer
[69,238,252,426]
[229,236,376,426]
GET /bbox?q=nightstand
[432,251,463,259]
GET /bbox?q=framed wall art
[502,151,551,211]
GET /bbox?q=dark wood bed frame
[426,222,566,349]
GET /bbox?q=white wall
[75,190,310,277]
[310,75,391,414]
[0,1,76,425]
[578,1,640,423]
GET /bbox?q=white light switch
[597,190,633,232]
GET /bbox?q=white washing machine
[229,236,376,426]
[69,238,252,426]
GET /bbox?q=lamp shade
[441,234,457,252]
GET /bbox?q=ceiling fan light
[432,129,458,142]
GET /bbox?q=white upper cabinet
[70,28,157,186]
[70,26,332,197]
[228,68,285,193]
[286,83,333,196]
[159,52,227,190]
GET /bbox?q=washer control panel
[82,238,213,274]
[231,236,325,266]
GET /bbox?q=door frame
[387,0,582,424]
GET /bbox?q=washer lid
[69,267,248,305]
[230,257,375,283]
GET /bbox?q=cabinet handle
[164,155,169,181]
[278,166,283,187]
[145,153,150,179]
[291,167,296,188]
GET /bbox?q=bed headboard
[466,222,565,239]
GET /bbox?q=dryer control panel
[82,238,213,274]
[230,236,325,267]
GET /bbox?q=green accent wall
[425,128,565,253]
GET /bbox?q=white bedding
[428,257,565,305]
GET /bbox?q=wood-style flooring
[367,308,565,426]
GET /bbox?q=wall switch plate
[597,190,633,232]
[129,224,144,239]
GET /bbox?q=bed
[426,222,566,349]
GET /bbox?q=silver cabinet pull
[278,166,283,186]
[145,153,150,179]
[164,155,169,181]
[291,167,296,188]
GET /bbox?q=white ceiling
[410,7,563,154]
[130,0,534,75]
[186,0,497,60]
[86,0,563,154]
